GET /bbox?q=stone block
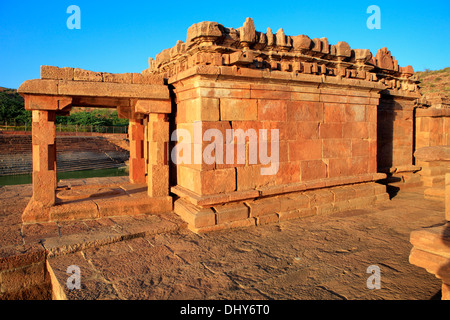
[220,98,257,121]
[352,139,370,157]
[256,213,279,225]
[278,207,316,221]
[343,122,370,139]
[251,89,290,100]
[288,139,322,161]
[319,123,343,139]
[246,197,281,217]
[41,66,74,80]
[446,173,450,221]
[171,143,216,171]
[50,199,99,221]
[176,98,220,122]
[279,194,310,212]
[409,248,450,284]
[345,104,366,122]
[213,203,249,224]
[323,103,346,123]
[236,165,275,191]
[129,158,146,184]
[148,141,168,166]
[198,87,251,99]
[276,162,301,185]
[328,158,351,178]
[304,189,334,206]
[322,139,351,158]
[135,99,171,114]
[32,170,56,206]
[301,159,328,181]
[177,166,236,195]
[257,99,287,121]
[321,94,347,104]
[0,262,46,293]
[332,186,357,202]
[148,165,169,197]
[74,68,103,82]
[102,72,132,84]
[147,120,169,142]
[286,101,323,122]
[174,199,216,228]
[296,121,320,140]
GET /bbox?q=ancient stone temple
[13,17,450,299]
[17,18,423,231]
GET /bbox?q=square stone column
[31,110,57,207]
[128,118,146,184]
[446,172,450,221]
[147,114,169,197]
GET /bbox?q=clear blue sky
[0,0,448,89]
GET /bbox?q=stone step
[410,224,450,259]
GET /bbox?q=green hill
[0,88,29,123]
[416,67,450,97]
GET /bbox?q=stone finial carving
[291,35,312,50]
[146,18,418,92]
[276,28,288,48]
[375,47,395,70]
[336,41,351,58]
[266,27,275,47]
[354,49,373,63]
[186,21,223,46]
[240,17,256,46]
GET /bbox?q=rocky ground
[0,181,445,300]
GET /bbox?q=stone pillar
[147,114,169,197]
[446,172,450,221]
[410,146,450,300]
[143,117,148,177]
[31,110,57,206]
[128,118,146,184]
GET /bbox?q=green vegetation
[416,67,450,96]
[0,87,128,127]
[56,108,128,127]
[0,88,31,123]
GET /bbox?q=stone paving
[48,186,445,300]
[0,180,445,300]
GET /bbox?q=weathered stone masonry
[17,18,439,232]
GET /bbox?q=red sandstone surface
[0,177,446,300]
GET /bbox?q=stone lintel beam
[133,99,172,114]
[72,96,131,109]
[23,94,72,111]
[19,79,170,100]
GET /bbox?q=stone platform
[0,179,446,300]
[22,176,173,223]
